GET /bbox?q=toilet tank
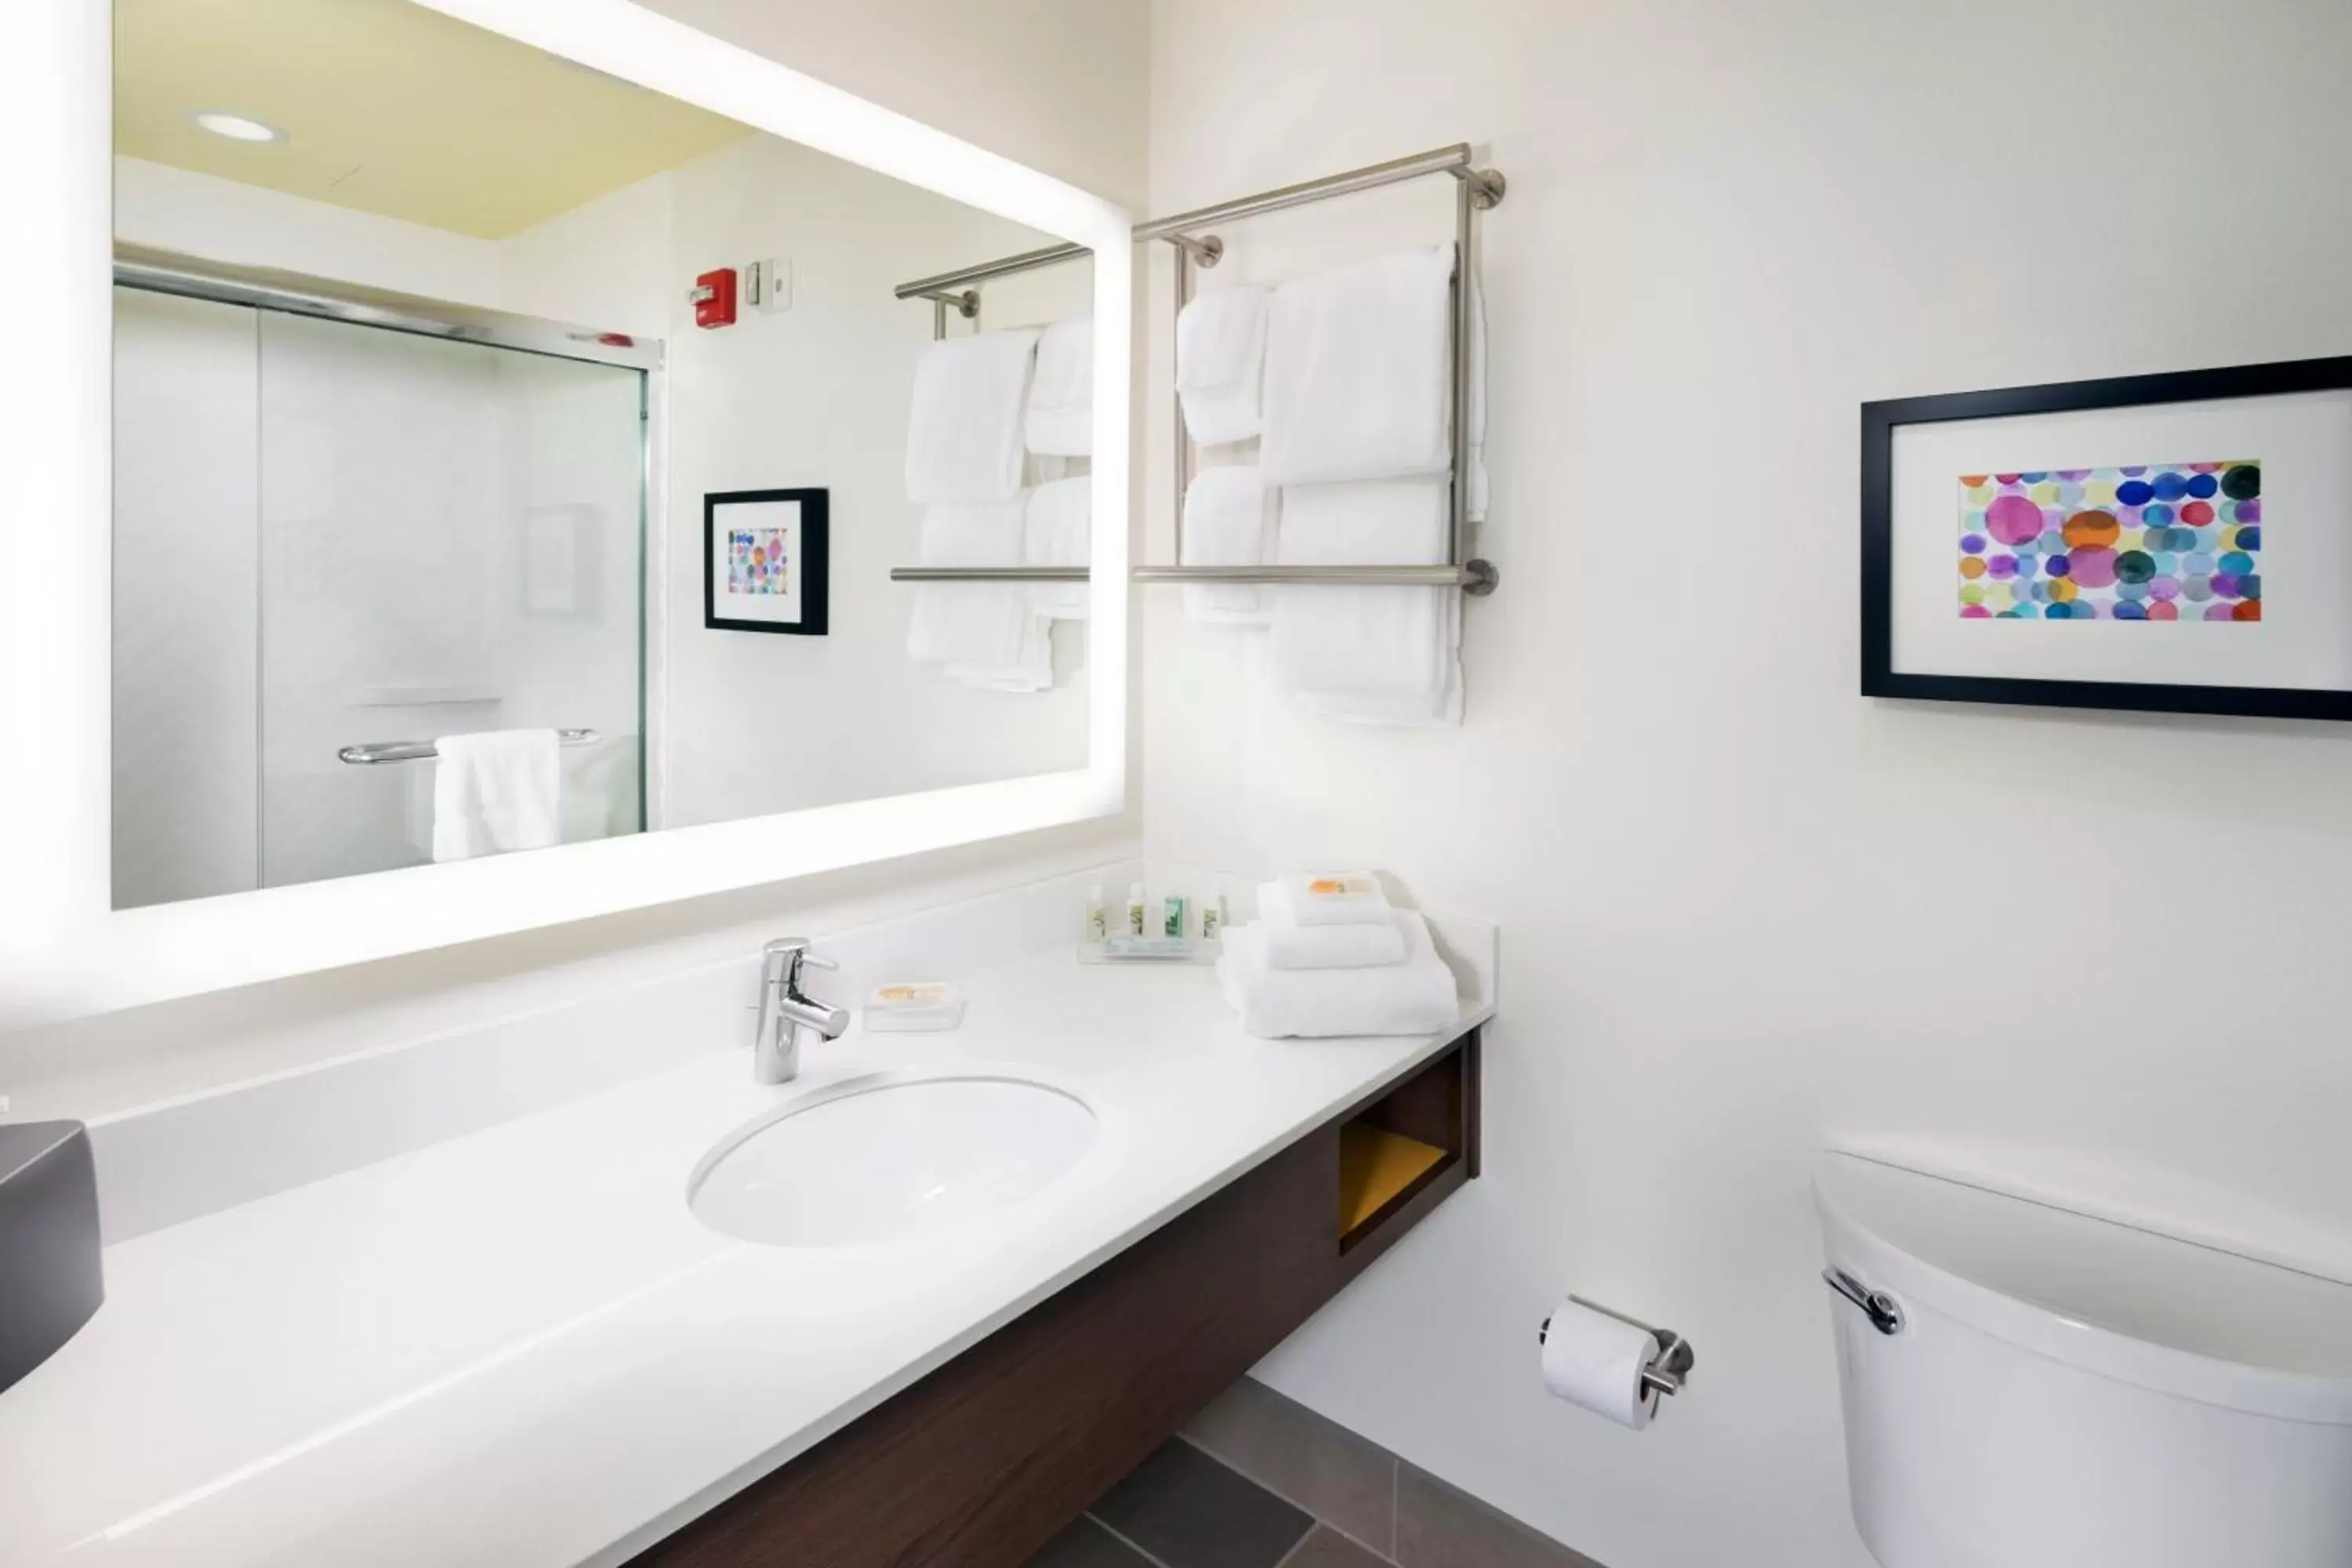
[1814,1152,2352,1568]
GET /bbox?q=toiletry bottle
[1163,894,1187,940]
[1201,895,1225,942]
[1085,886,1109,943]
[1127,883,1147,938]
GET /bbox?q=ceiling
[114,0,752,240]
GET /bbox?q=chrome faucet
[752,937,850,1084]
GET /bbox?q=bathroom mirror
[0,0,1130,1016]
[109,0,1102,908]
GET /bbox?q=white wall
[114,156,505,308]
[1141,2,2352,1566]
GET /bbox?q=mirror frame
[0,0,1132,1025]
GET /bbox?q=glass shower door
[254,312,647,887]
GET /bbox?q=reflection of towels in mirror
[1025,477,1091,621]
[905,329,1040,504]
[430,730,561,863]
[1024,319,1093,458]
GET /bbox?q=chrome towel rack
[887,143,1504,596]
[337,728,601,766]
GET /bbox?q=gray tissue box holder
[1,1120,104,1396]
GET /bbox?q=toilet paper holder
[1539,1296,1697,1401]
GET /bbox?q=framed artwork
[1862,357,2352,720]
[706,488,829,636]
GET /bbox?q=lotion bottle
[1085,886,1109,943]
[1127,883,1147,938]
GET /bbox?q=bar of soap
[0,1121,103,1396]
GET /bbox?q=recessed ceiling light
[191,111,285,144]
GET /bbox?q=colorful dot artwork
[728,527,793,596]
[1958,461,2261,622]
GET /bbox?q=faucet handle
[760,937,836,990]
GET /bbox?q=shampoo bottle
[1085,886,1109,943]
[1127,883,1147,938]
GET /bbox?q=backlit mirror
[108,0,1098,909]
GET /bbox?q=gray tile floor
[1028,1380,1603,1568]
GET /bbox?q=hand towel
[1272,871,1393,927]
[1176,285,1270,446]
[1260,248,1454,487]
[1269,477,1455,709]
[431,730,561,863]
[1023,318,1094,457]
[1216,911,1461,1039]
[1181,465,1276,625]
[907,497,1033,669]
[1260,882,1409,969]
[904,328,1040,504]
[1024,476,1091,621]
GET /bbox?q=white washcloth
[1260,882,1408,969]
[431,729,560,863]
[1217,910,1460,1038]
[1181,465,1276,625]
[1261,248,1454,487]
[1177,285,1270,446]
[1272,871,1392,926]
[905,328,1040,504]
[1025,476,1091,621]
[1270,477,1455,707]
[1023,318,1094,457]
[908,498,1032,669]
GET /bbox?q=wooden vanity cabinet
[630,1028,1480,1568]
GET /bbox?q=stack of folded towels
[1217,873,1461,1039]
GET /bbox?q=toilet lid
[1815,1152,2352,1425]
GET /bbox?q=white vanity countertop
[0,946,1493,1568]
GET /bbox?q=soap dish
[865,982,966,1032]
[1077,938,1223,965]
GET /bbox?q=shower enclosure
[111,259,650,909]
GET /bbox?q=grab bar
[337,728,601,765]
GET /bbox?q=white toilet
[1814,1152,2352,1567]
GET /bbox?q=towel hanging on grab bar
[339,729,600,766]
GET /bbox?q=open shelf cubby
[1336,1033,1479,1254]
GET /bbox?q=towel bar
[890,143,1506,600]
[337,728,601,766]
[885,562,1500,592]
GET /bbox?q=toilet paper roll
[1541,1298,1661,1430]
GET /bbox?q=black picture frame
[1861,355,2352,720]
[705,488,830,636]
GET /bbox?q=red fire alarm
[689,267,738,329]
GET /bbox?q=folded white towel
[905,328,1040,504]
[1024,318,1094,458]
[1025,476,1091,621]
[1273,871,1392,926]
[1177,285,1270,446]
[1181,465,1276,625]
[907,497,1033,669]
[431,729,561,864]
[1216,910,1460,1038]
[1261,248,1454,487]
[1270,477,1455,709]
[1260,883,1409,969]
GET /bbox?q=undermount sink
[688,1074,1097,1248]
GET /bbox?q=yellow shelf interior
[1339,1123,1450,1236]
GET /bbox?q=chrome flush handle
[1824,1268,1906,1336]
